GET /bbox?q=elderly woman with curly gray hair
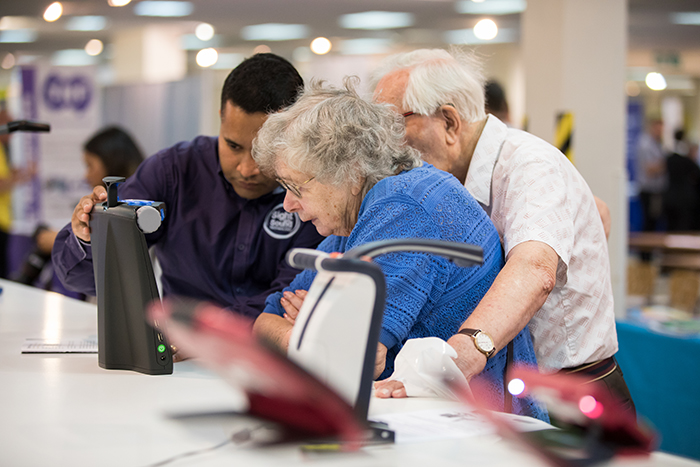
[251,78,546,421]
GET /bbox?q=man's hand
[444,240,557,382]
[280,289,307,325]
[71,186,107,242]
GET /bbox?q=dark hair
[484,80,508,115]
[220,53,304,114]
[674,129,685,142]
[83,126,144,177]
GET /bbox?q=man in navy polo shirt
[52,54,323,319]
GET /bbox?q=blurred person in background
[663,129,700,232]
[0,98,37,279]
[82,126,144,189]
[13,126,145,287]
[635,116,667,232]
[484,80,510,126]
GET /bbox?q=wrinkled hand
[71,186,107,242]
[280,289,308,325]
[374,379,407,398]
[374,342,388,379]
[445,333,487,382]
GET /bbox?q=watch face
[475,333,494,352]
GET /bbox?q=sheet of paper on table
[370,407,553,444]
[21,336,98,353]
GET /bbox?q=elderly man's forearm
[458,241,558,351]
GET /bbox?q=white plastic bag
[388,337,472,400]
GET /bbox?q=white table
[1,279,697,467]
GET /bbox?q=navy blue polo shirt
[53,136,324,318]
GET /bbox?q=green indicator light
[157,344,166,353]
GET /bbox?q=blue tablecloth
[615,320,700,460]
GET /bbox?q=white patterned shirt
[465,115,618,372]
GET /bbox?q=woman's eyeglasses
[276,176,315,198]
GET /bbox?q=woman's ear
[351,177,364,196]
[440,105,462,146]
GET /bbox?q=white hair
[371,48,486,123]
[253,77,421,196]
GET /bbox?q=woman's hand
[374,380,407,398]
[374,343,388,379]
[280,289,308,325]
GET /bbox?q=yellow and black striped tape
[555,111,574,163]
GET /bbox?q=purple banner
[20,67,41,221]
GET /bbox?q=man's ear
[440,105,461,146]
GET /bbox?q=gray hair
[371,48,486,123]
[253,77,421,196]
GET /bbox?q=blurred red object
[451,366,657,467]
[149,298,366,448]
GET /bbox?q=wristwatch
[458,328,496,359]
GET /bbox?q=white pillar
[112,25,187,84]
[522,0,628,317]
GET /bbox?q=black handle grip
[103,176,126,208]
[344,239,483,268]
[286,249,330,270]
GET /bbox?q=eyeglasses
[402,103,456,119]
[276,176,315,198]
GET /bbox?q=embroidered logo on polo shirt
[264,203,301,239]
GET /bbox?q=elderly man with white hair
[372,49,634,414]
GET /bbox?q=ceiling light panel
[339,11,414,30]
[670,12,700,25]
[444,27,517,44]
[241,23,309,41]
[455,0,526,15]
[134,1,193,17]
[181,34,222,50]
[65,16,107,31]
[339,38,392,55]
[51,49,98,66]
[0,29,38,43]
[0,16,36,30]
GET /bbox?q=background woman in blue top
[252,78,545,420]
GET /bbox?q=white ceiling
[1,0,700,65]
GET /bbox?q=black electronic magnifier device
[90,176,172,375]
[0,120,171,375]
